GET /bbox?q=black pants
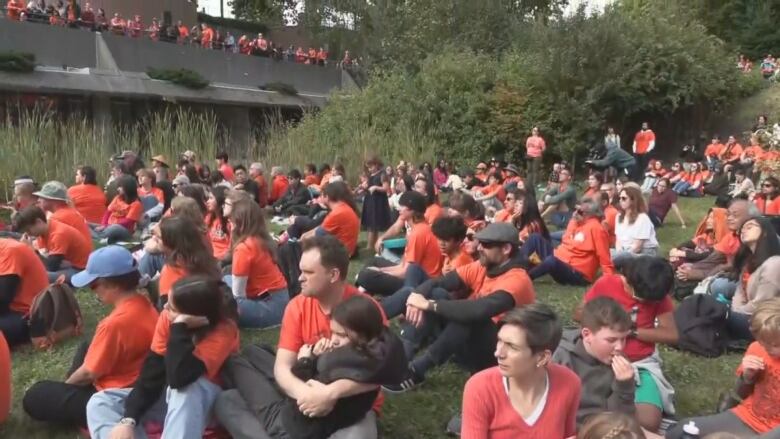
[356,257,405,297]
[0,310,29,347]
[23,340,95,427]
[634,153,650,181]
[410,317,498,377]
[287,216,319,239]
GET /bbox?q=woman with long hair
[94,175,142,244]
[157,216,220,307]
[613,186,659,265]
[177,184,209,216]
[361,155,392,251]
[672,162,705,197]
[205,186,231,261]
[584,172,603,198]
[513,189,550,243]
[753,176,780,215]
[68,165,107,224]
[433,159,448,189]
[641,160,666,194]
[225,190,289,328]
[87,276,239,439]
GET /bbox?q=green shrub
[261,82,298,96]
[147,68,210,89]
[0,51,35,73]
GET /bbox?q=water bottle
[680,421,700,438]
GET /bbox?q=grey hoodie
[552,329,636,427]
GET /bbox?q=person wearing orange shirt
[527,196,615,286]
[23,246,157,429]
[754,176,780,216]
[255,33,269,56]
[136,168,165,221]
[95,175,143,244]
[720,135,744,168]
[740,135,766,176]
[600,184,619,247]
[109,12,125,35]
[525,126,547,189]
[666,299,780,438]
[14,206,92,283]
[316,47,328,66]
[68,166,107,225]
[704,134,725,170]
[301,181,361,256]
[268,166,290,205]
[127,15,142,38]
[295,46,306,63]
[492,190,516,223]
[200,23,214,49]
[176,20,189,43]
[249,162,269,207]
[357,192,443,297]
[6,0,24,20]
[87,276,239,439]
[34,180,92,243]
[205,186,232,261]
[215,150,234,182]
[632,122,656,182]
[307,47,317,64]
[214,235,388,438]
[385,222,535,393]
[224,192,289,328]
[0,238,48,346]
[303,163,320,187]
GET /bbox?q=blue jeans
[672,180,691,194]
[519,233,553,265]
[224,279,289,328]
[379,264,430,319]
[549,230,564,248]
[550,211,572,230]
[529,256,588,286]
[139,252,166,278]
[611,248,657,267]
[48,266,80,283]
[86,376,222,439]
[710,277,738,302]
[91,224,133,244]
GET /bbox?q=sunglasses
[479,241,505,249]
[465,234,475,241]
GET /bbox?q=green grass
[0,196,742,438]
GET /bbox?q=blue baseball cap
[71,246,139,288]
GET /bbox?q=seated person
[300,181,361,256]
[641,160,666,194]
[13,206,92,283]
[647,178,686,228]
[86,276,239,439]
[93,175,143,244]
[576,256,678,432]
[225,192,290,328]
[268,166,290,205]
[669,207,728,266]
[0,238,48,346]
[271,169,311,216]
[473,171,506,214]
[218,295,406,439]
[135,169,165,221]
[205,186,231,262]
[729,168,755,199]
[671,162,705,197]
[511,189,549,246]
[666,299,780,439]
[23,246,158,429]
[523,196,614,286]
[384,223,535,393]
[613,186,659,264]
[34,181,92,243]
[492,189,516,223]
[68,166,107,225]
[357,192,443,296]
[373,178,440,261]
[461,304,580,439]
[538,167,576,229]
[215,236,389,439]
[753,176,780,216]
[5,176,37,216]
[553,297,635,427]
[233,165,260,204]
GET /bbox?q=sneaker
[382,368,425,394]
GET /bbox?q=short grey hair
[271,166,284,176]
[579,196,603,218]
[250,162,264,172]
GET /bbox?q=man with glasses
[648,178,686,228]
[383,223,535,393]
[539,167,577,229]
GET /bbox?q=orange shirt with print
[83,294,158,390]
[158,264,189,298]
[68,184,107,224]
[554,217,615,282]
[320,202,360,256]
[52,207,92,244]
[151,310,239,384]
[205,214,231,260]
[733,342,780,433]
[455,261,535,322]
[138,186,164,205]
[278,284,387,412]
[0,239,49,314]
[232,237,287,298]
[443,250,473,274]
[107,196,143,228]
[38,219,92,269]
[404,222,443,277]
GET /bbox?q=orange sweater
[554,217,615,282]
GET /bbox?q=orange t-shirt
[278,284,386,413]
[404,222,443,277]
[634,129,655,154]
[68,184,107,224]
[493,209,512,223]
[603,205,619,247]
[83,294,158,391]
[304,175,320,186]
[158,264,189,298]
[0,239,49,314]
[151,310,239,384]
[704,142,724,158]
[138,186,164,205]
[52,207,92,244]
[424,203,444,226]
[219,163,235,182]
[721,143,744,162]
[455,261,535,322]
[232,237,287,298]
[744,145,765,161]
[755,197,780,216]
[254,175,269,207]
[0,333,9,424]
[553,217,615,282]
[442,250,473,274]
[714,232,741,258]
[38,219,92,269]
[733,342,780,433]
[320,202,360,256]
[270,175,289,203]
[205,215,231,260]
[107,196,144,229]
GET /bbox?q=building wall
[88,0,197,27]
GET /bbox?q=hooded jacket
[552,329,635,427]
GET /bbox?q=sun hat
[151,155,170,168]
[71,246,139,288]
[33,181,68,202]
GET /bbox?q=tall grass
[0,108,221,202]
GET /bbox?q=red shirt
[755,196,780,216]
[583,274,674,362]
[733,342,780,433]
[634,129,655,154]
[68,184,107,224]
[270,175,289,204]
[219,163,235,183]
[462,365,581,439]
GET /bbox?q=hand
[669,248,684,258]
[298,344,313,360]
[312,337,332,356]
[405,305,425,328]
[297,380,336,417]
[611,354,635,382]
[406,293,431,311]
[374,238,383,254]
[676,264,692,281]
[95,226,105,232]
[109,424,135,439]
[172,314,210,328]
[741,354,765,381]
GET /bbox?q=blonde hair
[750,298,780,340]
[227,190,276,262]
[577,412,645,439]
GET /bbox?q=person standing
[361,156,392,252]
[632,122,656,182]
[525,126,546,191]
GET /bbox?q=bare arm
[274,348,310,400]
[65,365,97,386]
[630,239,646,254]
[636,312,678,346]
[670,203,686,228]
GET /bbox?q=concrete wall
[89,0,197,27]
[0,19,96,68]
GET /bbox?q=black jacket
[273,182,311,212]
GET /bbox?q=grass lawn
[0,195,742,439]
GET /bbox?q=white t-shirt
[615,212,658,252]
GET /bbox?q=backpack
[27,282,83,349]
[673,294,729,358]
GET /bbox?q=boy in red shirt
[215,150,234,182]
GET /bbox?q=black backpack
[674,294,729,358]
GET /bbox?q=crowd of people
[4,0,360,68]
[0,117,779,438]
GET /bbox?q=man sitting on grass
[0,238,48,347]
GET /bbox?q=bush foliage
[147,68,210,90]
[0,51,35,73]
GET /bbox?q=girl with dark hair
[361,156,392,251]
[93,175,142,243]
[216,294,406,439]
[713,217,780,340]
[512,190,550,243]
[177,184,209,215]
[584,172,603,198]
[614,186,659,265]
[87,276,239,439]
[753,176,780,215]
[225,191,289,328]
[433,159,448,189]
[206,186,231,261]
[68,165,107,224]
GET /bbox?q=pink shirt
[525,135,547,158]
